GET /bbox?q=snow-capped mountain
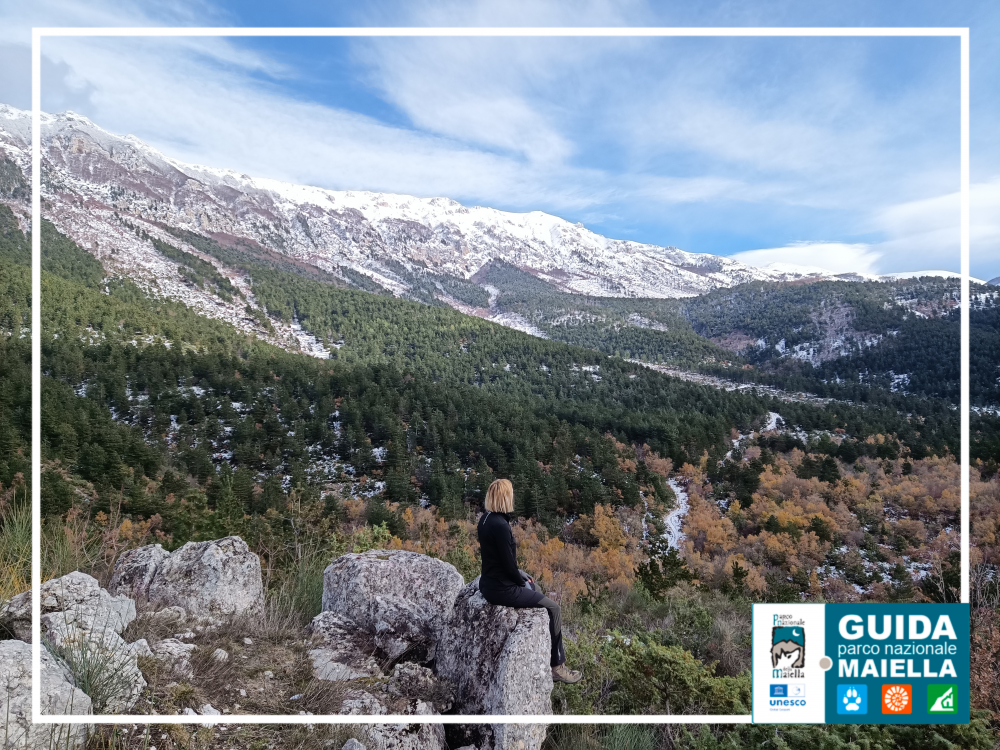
[0,104,974,355]
[0,105,842,300]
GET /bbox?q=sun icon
[882,684,912,714]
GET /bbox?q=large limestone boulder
[107,543,170,599]
[321,550,464,660]
[109,536,263,620]
[0,573,146,713]
[437,578,552,750]
[0,639,92,748]
[1,570,136,643]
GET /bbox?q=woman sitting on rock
[477,478,583,684]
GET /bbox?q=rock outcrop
[308,611,383,682]
[1,570,136,643]
[1,572,147,713]
[0,543,553,739]
[109,536,264,620]
[437,577,553,750]
[0,639,92,749]
[107,543,170,598]
[321,550,464,660]
[358,703,447,750]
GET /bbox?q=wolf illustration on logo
[771,625,805,669]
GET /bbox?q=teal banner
[753,603,970,724]
[825,603,970,724]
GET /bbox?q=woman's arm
[498,520,524,584]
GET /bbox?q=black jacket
[477,511,543,607]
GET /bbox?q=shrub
[555,629,750,716]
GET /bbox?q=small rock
[139,605,186,626]
[132,638,154,658]
[290,694,303,700]
[239,689,247,697]
[263,670,274,679]
[243,637,253,646]
[174,631,195,640]
[339,690,387,715]
[342,740,366,750]
[199,704,220,715]
[150,638,197,678]
[212,648,229,662]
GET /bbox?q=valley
[0,104,996,729]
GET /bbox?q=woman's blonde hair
[485,478,514,513]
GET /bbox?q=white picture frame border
[30,25,971,726]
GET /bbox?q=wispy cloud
[869,179,1000,274]
[731,242,882,275]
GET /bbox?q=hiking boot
[552,664,583,684]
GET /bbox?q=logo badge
[771,625,805,669]
[837,684,867,715]
[927,685,958,714]
[882,684,912,715]
[769,684,787,697]
[788,684,806,698]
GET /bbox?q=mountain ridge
[0,103,969,313]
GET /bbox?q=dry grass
[122,596,387,719]
[0,477,31,604]
[83,722,363,750]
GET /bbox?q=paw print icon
[837,684,868,715]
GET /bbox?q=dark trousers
[481,579,565,667]
[532,590,566,667]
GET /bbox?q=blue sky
[1,0,998,279]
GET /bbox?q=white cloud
[730,179,1000,278]
[731,242,882,275]
[868,180,1000,277]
